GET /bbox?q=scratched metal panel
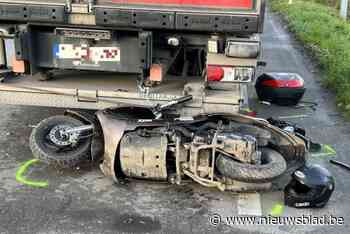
[0,4,24,20]
[133,11,175,29]
[0,3,66,23]
[95,8,133,27]
[176,13,258,33]
[96,8,175,29]
[26,4,65,23]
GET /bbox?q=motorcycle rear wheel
[216,148,287,183]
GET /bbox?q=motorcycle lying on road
[29,96,307,192]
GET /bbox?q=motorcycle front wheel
[30,115,92,168]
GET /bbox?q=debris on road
[260,101,272,106]
[270,202,284,217]
[255,73,306,106]
[330,159,350,171]
[277,114,310,119]
[284,164,335,208]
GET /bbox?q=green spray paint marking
[311,144,337,158]
[323,144,337,155]
[16,159,48,188]
[270,203,284,217]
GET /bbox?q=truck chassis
[0,0,264,114]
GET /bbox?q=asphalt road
[1,8,350,234]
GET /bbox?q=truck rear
[0,0,265,115]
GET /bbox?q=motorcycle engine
[117,122,271,181]
[119,130,169,181]
[217,132,260,164]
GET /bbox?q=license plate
[54,44,121,65]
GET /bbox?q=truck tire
[30,115,91,168]
[216,148,287,183]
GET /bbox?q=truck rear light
[207,65,224,81]
[234,67,254,82]
[12,57,25,73]
[208,66,254,83]
[225,35,260,58]
[226,41,260,58]
[208,39,218,53]
[261,77,304,88]
[150,64,164,82]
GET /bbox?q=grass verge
[270,0,350,116]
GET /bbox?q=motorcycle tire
[216,148,287,183]
[30,115,91,168]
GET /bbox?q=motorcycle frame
[93,107,306,192]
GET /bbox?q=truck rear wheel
[216,148,287,183]
[29,115,91,168]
